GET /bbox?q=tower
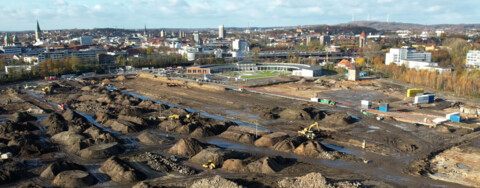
[359,31,366,48]
[144,24,147,36]
[218,24,225,39]
[35,20,42,42]
[4,33,10,46]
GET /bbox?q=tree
[355,57,366,67]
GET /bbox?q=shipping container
[379,103,389,108]
[415,95,429,104]
[361,100,372,106]
[310,98,320,102]
[446,112,460,119]
[407,89,424,97]
[426,94,435,103]
[379,107,388,112]
[450,115,461,122]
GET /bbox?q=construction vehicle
[0,152,12,160]
[148,115,167,121]
[185,112,199,119]
[169,114,180,120]
[298,122,320,139]
[320,99,336,106]
[202,160,216,169]
[42,86,52,95]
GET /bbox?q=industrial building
[385,46,437,69]
[466,50,480,69]
[186,61,322,78]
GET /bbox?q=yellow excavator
[298,122,320,139]
[202,160,216,169]
[169,114,180,120]
[42,86,52,95]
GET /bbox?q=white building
[218,24,225,39]
[396,30,411,38]
[232,39,249,52]
[385,46,436,70]
[466,50,480,69]
[80,36,93,45]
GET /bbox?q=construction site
[1,72,480,188]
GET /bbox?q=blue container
[360,72,367,77]
[427,95,434,103]
[450,115,461,122]
[379,107,388,112]
[345,73,349,77]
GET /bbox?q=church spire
[144,24,147,36]
[35,20,42,42]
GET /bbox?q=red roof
[338,59,353,67]
[360,32,366,37]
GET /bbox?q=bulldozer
[169,114,180,120]
[202,160,216,169]
[298,122,320,139]
[42,86,52,95]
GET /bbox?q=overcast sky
[1,0,478,31]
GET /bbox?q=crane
[298,122,320,139]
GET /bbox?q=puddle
[368,126,381,129]
[225,110,239,116]
[366,130,376,133]
[456,163,470,169]
[347,112,361,120]
[0,118,8,122]
[36,116,47,122]
[123,91,270,131]
[392,124,410,131]
[84,164,111,183]
[320,142,361,156]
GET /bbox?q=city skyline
[1,0,479,31]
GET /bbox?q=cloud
[426,5,442,12]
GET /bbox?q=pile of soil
[133,181,162,188]
[52,170,97,187]
[167,138,205,158]
[95,112,114,124]
[10,112,37,122]
[78,142,124,159]
[189,147,246,167]
[278,172,361,188]
[62,110,92,132]
[222,159,246,171]
[83,126,119,144]
[189,175,243,188]
[40,113,68,135]
[272,136,308,152]
[0,161,25,185]
[254,132,289,147]
[118,115,147,126]
[135,152,195,175]
[244,156,285,174]
[293,140,331,158]
[100,156,146,183]
[218,130,256,144]
[226,126,270,137]
[0,121,37,134]
[114,75,126,81]
[104,119,141,133]
[321,113,356,126]
[40,160,85,179]
[279,108,312,121]
[51,131,85,146]
[137,131,172,145]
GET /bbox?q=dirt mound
[40,113,68,135]
[133,181,162,188]
[190,127,215,138]
[218,130,256,144]
[78,142,124,159]
[0,121,37,134]
[435,125,453,133]
[226,126,270,137]
[0,161,25,185]
[104,119,141,133]
[278,172,361,188]
[114,75,126,81]
[138,100,168,111]
[51,131,85,145]
[321,113,356,126]
[190,147,245,167]
[83,126,118,144]
[95,112,114,124]
[119,107,144,117]
[53,170,97,187]
[190,175,242,188]
[10,112,37,122]
[167,138,205,158]
[279,108,312,120]
[40,160,85,179]
[190,175,243,188]
[254,132,289,147]
[135,152,196,175]
[118,115,146,126]
[62,110,92,132]
[222,159,246,171]
[293,140,331,158]
[101,156,146,183]
[165,107,189,116]
[272,136,308,152]
[137,131,172,145]
[244,156,284,174]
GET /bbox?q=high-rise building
[218,24,225,39]
[80,36,93,45]
[232,39,249,52]
[35,20,42,42]
[193,31,201,45]
[466,50,480,69]
[160,30,165,38]
[319,35,331,45]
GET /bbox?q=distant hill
[339,21,480,31]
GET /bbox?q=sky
[0,0,479,31]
